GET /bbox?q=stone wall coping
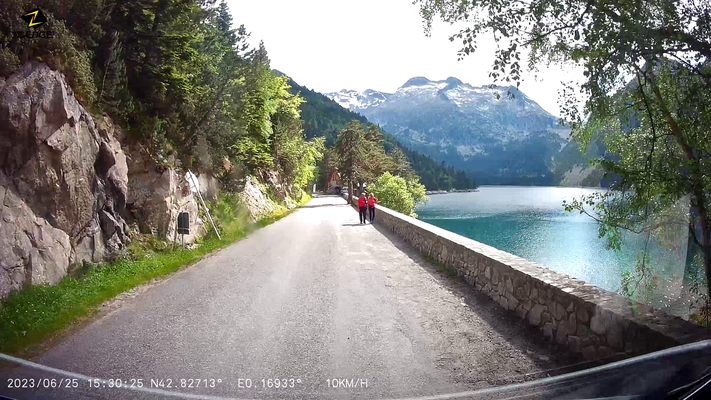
[355,196,710,348]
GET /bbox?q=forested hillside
[282,74,476,190]
[404,148,477,190]
[277,72,368,147]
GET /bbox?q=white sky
[225,0,585,117]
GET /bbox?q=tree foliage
[361,125,397,184]
[334,121,368,203]
[333,120,430,210]
[368,172,428,217]
[418,0,711,300]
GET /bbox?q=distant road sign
[177,212,190,235]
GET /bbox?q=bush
[406,176,428,206]
[0,47,21,76]
[32,16,98,105]
[126,233,171,260]
[208,192,253,239]
[368,172,428,217]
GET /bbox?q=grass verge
[0,193,311,356]
[424,254,459,279]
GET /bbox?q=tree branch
[596,4,711,59]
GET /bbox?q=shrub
[368,172,428,217]
[208,192,253,239]
[0,47,21,76]
[40,16,98,105]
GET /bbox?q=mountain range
[325,77,601,186]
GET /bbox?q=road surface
[1,196,583,399]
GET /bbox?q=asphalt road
[0,196,584,400]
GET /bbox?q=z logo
[21,8,47,28]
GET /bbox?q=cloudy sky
[226,0,584,117]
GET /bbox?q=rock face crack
[95,142,115,178]
[23,230,38,248]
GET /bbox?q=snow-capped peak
[325,76,550,117]
[324,88,390,111]
[401,76,433,88]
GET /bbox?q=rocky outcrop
[0,62,129,297]
[240,176,278,221]
[0,173,71,295]
[196,173,220,201]
[239,169,304,221]
[126,149,206,244]
[259,170,296,209]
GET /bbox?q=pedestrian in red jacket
[367,193,378,223]
[358,193,367,224]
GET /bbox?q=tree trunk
[347,181,353,205]
[700,211,711,301]
[647,67,711,299]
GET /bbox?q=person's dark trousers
[359,206,367,224]
[368,205,375,222]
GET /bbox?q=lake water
[415,186,694,317]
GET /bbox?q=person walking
[367,193,378,223]
[358,192,368,224]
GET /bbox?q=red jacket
[368,196,377,206]
[358,196,367,207]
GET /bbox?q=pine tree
[365,124,383,143]
[334,121,367,203]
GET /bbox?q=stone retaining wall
[353,197,709,360]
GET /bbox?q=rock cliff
[0,173,72,294]
[0,63,129,296]
[0,63,208,297]
[240,176,278,221]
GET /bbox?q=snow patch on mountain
[325,88,389,110]
[457,145,486,158]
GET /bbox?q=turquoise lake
[415,186,694,316]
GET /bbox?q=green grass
[424,254,459,279]
[0,193,310,355]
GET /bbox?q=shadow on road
[342,223,366,227]
[370,222,593,380]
